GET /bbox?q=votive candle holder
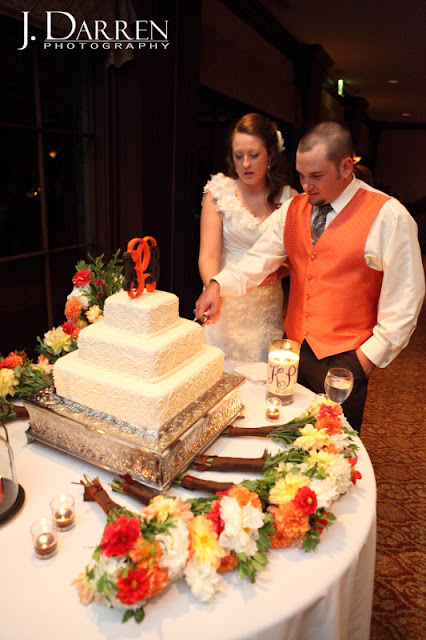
[50,494,75,531]
[31,518,58,559]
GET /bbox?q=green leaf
[122,610,134,623]
[134,607,145,624]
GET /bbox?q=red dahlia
[72,269,92,287]
[116,567,150,605]
[293,486,318,515]
[100,514,141,557]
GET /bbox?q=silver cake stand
[24,373,245,493]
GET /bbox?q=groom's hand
[195,280,222,324]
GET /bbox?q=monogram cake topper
[123,236,160,298]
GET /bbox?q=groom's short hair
[298,122,353,168]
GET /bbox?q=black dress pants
[297,340,369,433]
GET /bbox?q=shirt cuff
[359,335,395,368]
[214,270,238,297]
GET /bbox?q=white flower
[276,130,285,152]
[308,477,339,510]
[67,285,90,310]
[330,431,354,452]
[184,559,223,602]
[156,517,190,581]
[327,456,353,495]
[218,496,264,557]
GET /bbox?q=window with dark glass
[0,14,94,356]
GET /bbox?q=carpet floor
[361,301,426,639]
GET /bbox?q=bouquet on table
[74,399,361,624]
[0,251,122,419]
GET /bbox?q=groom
[195,121,424,432]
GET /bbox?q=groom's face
[296,143,352,206]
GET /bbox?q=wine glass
[324,367,354,404]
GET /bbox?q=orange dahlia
[145,565,169,599]
[217,551,238,574]
[65,298,83,323]
[267,502,310,549]
[227,484,262,511]
[129,538,162,569]
[315,416,342,436]
[0,354,23,369]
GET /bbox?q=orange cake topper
[123,236,160,298]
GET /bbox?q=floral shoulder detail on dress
[203,173,263,231]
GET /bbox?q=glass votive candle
[266,396,282,420]
[31,518,58,559]
[50,494,75,531]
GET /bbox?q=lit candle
[31,518,58,560]
[34,532,57,558]
[54,507,75,530]
[50,494,75,531]
[266,397,281,420]
[267,348,300,406]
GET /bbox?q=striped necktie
[311,203,333,245]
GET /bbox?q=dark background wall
[0,0,424,356]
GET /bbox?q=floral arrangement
[0,251,123,417]
[0,351,53,421]
[74,398,361,623]
[37,251,123,363]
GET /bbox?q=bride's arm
[198,192,223,288]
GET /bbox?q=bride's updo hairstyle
[226,113,290,210]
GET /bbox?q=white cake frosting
[103,289,179,336]
[54,289,224,431]
[78,317,203,382]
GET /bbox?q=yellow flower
[85,305,103,324]
[309,450,338,467]
[43,327,72,355]
[294,424,330,451]
[189,515,226,568]
[268,473,310,505]
[142,495,180,523]
[0,368,19,398]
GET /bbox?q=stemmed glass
[324,368,354,404]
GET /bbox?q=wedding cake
[53,289,224,432]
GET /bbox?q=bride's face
[232,133,270,187]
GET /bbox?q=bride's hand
[259,262,290,287]
[195,281,222,324]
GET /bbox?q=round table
[1,379,376,640]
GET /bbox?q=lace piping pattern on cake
[54,355,224,434]
[78,329,202,382]
[104,299,179,336]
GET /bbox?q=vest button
[304,312,310,318]
[307,274,312,281]
[310,254,316,260]
[303,330,308,336]
[305,293,310,299]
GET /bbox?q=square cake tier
[104,289,179,336]
[78,318,202,382]
[53,345,224,433]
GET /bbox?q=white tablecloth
[1,379,376,640]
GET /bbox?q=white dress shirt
[215,177,425,368]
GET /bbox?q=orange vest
[284,188,390,359]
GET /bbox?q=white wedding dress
[202,173,292,362]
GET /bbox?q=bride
[198,113,298,362]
